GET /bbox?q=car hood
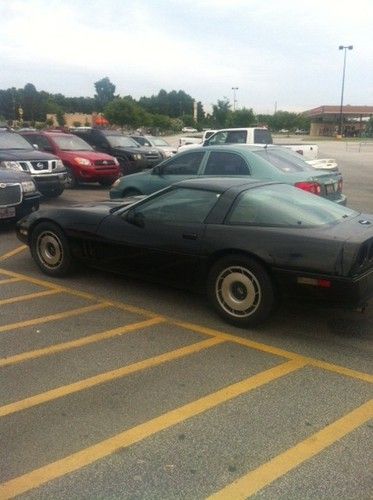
[0,149,58,161]
[111,146,150,155]
[58,151,116,161]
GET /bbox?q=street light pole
[232,87,239,111]
[338,45,353,136]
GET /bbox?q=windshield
[252,147,313,173]
[106,135,139,148]
[0,132,33,150]
[152,137,170,146]
[52,135,93,151]
[228,184,358,227]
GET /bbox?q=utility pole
[231,87,239,111]
[338,45,353,136]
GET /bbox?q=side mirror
[126,210,145,228]
[32,144,39,150]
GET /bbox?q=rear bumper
[273,267,373,308]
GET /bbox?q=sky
[0,0,372,114]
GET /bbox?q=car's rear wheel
[30,222,75,277]
[207,254,274,326]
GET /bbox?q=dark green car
[110,145,346,205]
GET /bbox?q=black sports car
[16,178,373,326]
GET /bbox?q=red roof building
[304,105,373,137]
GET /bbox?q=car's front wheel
[30,222,75,277]
[207,254,274,326]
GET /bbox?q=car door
[149,151,206,191]
[95,186,220,287]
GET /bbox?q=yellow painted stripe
[0,268,159,318]
[0,289,60,306]
[0,277,23,285]
[0,245,26,262]
[0,337,225,417]
[0,303,109,334]
[0,317,165,367]
[176,321,373,384]
[209,399,373,500]
[0,360,304,498]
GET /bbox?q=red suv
[20,131,120,187]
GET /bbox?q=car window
[133,136,151,146]
[129,187,220,224]
[206,131,228,145]
[161,151,204,175]
[252,148,311,173]
[24,134,52,151]
[227,184,358,227]
[204,152,250,175]
[226,130,247,143]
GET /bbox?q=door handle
[182,232,198,240]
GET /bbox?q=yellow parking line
[1,268,371,383]
[0,303,109,334]
[175,321,373,384]
[0,289,60,306]
[0,268,159,318]
[0,317,165,367]
[0,337,225,417]
[0,245,26,262]
[0,359,304,498]
[208,399,373,499]
[0,277,23,285]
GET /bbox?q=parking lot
[0,138,372,499]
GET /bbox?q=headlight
[74,157,91,166]
[112,178,122,187]
[21,181,36,193]
[0,160,23,171]
[134,154,143,160]
[113,158,119,166]
[56,159,65,170]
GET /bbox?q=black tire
[65,166,78,188]
[99,178,116,187]
[122,188,142,198]
[30,222,75,277]
[40,185,64,198]
[207,254,274,327]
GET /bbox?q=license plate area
[325,182,337,195]
[0,206,16,219]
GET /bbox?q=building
[304,105,373,137]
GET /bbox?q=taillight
[295,181,321,195]
[338,179,343,192]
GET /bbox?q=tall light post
[232,87,239,111]
[338,45,353,136]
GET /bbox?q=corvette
[17,178,372,326]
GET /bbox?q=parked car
[70,128,162,174]
[0,131,66,197]
[110,145,346,205]
[131,135,177,159]
[20,130,121,188]
[0,168,40,222]
[17,178,372,326]
[182,126,198,133]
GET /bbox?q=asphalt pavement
[0,137,372,499]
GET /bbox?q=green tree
[212,99,231,128]
[104,97,149,129]
[56,109,65,126]
[94,77,116,110]
[227,108,255,127]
